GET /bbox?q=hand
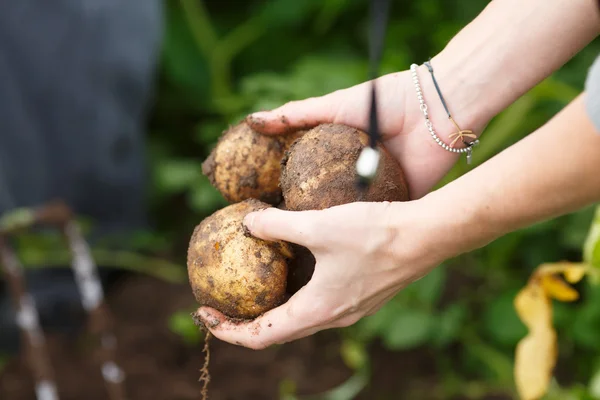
[245,67,487,199]
[194,200,447,349]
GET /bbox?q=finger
[245,91,345,134]
[195,286,325,350]
[243,207,321,248]
[246,78,380,135]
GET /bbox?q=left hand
[194,200,445,350]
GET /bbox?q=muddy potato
[187,199,293,320]
[280,123,409,211]
[202,121,304,205]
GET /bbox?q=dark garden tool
[356,0,391,191]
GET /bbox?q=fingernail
[247,112,271,127]
[243,212,256,232]
[197,308,222,328]
[250,111,270,119]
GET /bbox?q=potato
[280,123,409,211]
[187,199,293,320]
[202,121,304,205]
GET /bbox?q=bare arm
[247,0,600,199]
[195,94,600,350]
[423,0,600,136]
[416,93,600,262]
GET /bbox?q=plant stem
[19,248,186,284]
[181,0,267,112]
[180,0,217,55]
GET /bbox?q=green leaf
[431,303,467,348]
[482,290,527,347]
[411,265,447,306]
[253,0,320,30]
[160,2,211,106]
[589,363,600,398]
[188,177,228,215]
[382,309,434,350]
[570,303,600,350]
[583,205,600,282]
[299,362,369,400]
[350,300,399,341]
[168,310,202,346]
[154,159,201,194]
[340,339,367,371]
[560,206,597,251]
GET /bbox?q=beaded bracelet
[410,62,479,164]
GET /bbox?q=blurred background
[0,0,599,399]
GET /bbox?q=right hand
[246,66,485,199]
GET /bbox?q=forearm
[421,93,600,259]
[421,0,600,137]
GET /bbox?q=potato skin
[280,123,409,211]
[202,122,304,205]
[187,199,293,319]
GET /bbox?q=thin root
[199,331,212,400]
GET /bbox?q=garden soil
[0,274,511,400]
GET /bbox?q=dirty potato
[202,122,304,205]
[187,199,293,320]
[280,123,410,211]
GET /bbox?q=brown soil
[0,274,512,400]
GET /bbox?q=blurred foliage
[147,0,600,398]
[0,0,596,399]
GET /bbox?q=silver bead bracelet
[410,62,479,164]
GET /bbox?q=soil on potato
[0,274,511,400]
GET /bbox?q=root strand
[199,331,211,400]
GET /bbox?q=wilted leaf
[514,328,557,400]
[541,275,579,302]
[514,283,552,331]
[563,265,588,284]
[514,283,558,400]
[536,262,587,284]
[512,261,591,400]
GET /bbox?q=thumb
[245,90,347,134]
[243,208,319,248]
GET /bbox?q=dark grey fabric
[0,0,163,353]
[0,0,163,234]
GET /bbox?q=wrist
[387,195,485,270]
[414,186,500,262]
[413,56,493,148]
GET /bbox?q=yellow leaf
[540,274,579,302]
[562,264,587,284]
[514,328,557,400]
[514,282,558,399]
[536,262,587,283]
[514,283,552,330]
